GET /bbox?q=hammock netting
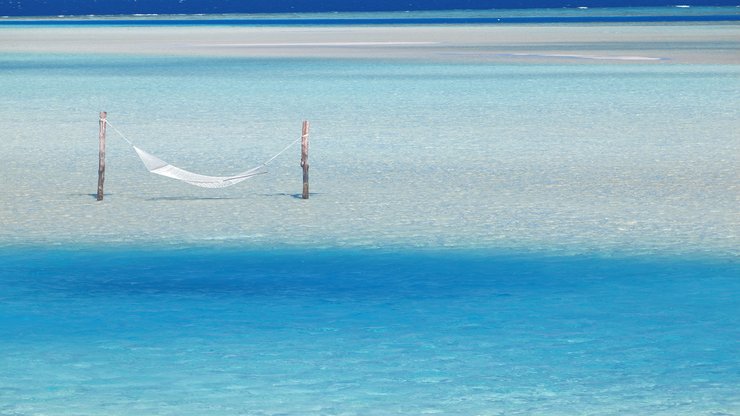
[133,146,266,189]
[105,119,301,189]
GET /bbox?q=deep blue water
[1,0,739,17]
[0,247,738,413]
[2,14,739,25]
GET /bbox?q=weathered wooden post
[300,120,310,200]
[96,111,107,201]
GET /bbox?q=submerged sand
[0,24,739,63]
[0,22,738,255]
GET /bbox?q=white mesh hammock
[132,146,266,189]
[106,120,302,189]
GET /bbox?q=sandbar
[1,24,738,63]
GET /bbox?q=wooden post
[96,111,107,201]
[300,120,310,200]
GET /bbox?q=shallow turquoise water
[1,248,738,415]
[0,55,737,255]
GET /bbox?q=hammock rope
[103,119,302,189]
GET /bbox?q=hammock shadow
[262,192,322,199]
[144,196,245,201]
[80,193,316,201]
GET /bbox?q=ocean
[2,6,740,23]
[1,0,738,17]
[1,247,738,415]
[0,9,739,415]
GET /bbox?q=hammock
[132,146,266,189]
[105,120,301,189]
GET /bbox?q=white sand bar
[1,24,739,63]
